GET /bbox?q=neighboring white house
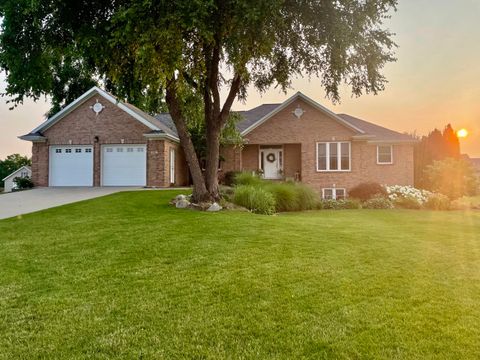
[2,166,32,193]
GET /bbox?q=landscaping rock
[175,194,187,202]
[206,202,222,212]
[176,199,190,209]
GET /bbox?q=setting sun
[457,128,469,138]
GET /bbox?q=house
[20,87,416,198]
[219,93,415,199]
[2,165,32,192]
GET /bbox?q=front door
[261,148,283,179]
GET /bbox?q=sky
[1,0,479,159]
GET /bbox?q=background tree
[0,154,31,187]
[0,0,398,201]
[414,124,461,187]
[424,158,478,200]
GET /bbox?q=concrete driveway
[0,187,138,220]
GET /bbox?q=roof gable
[2,165,31,182]
[239,92,365,136]
[22,87,179,141]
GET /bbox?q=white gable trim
[30,86,160,134]
[240,92,365,136]
[143,132,180,143]
[2,166,31,182]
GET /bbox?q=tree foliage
[424,158,478,200]
[0,0,398,200]
[414,124,461,188]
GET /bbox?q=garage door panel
[49,146,94,186]
[102,145,146,186]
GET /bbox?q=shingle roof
[154,105,414,142]
[154,113,179,137]
[235,104,281,133]
[337,114,415,142]
[122,103,178,138]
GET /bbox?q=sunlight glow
[457,128,469,138]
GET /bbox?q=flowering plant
[385,185,432,205]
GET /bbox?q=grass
[1,190,480,359]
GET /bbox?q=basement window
[322,188,346,200]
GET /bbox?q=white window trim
[316,141,351,172]
[322,188,347,200]
[377,145,393,165]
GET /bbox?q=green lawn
[1,190,480,359]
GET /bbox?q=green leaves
[1,0,398,109]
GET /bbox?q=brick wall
[31,142,49,186]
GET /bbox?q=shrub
[424,158,479,199]
[233,185,276,215]
[386,185,431,204]
[234,172,264,186]
[363,197,394,209]
[394,196,422,209]
[294,184,319,211]
[219,185,235,201]
[424,193,451,210]
[222,171,241,186]
[264,183,298,212]
[264,182,318,212]
[321,199,362,210]
[349,182,387,201]
[13,176,34,190]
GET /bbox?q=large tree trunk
[165,84,210,202]
[204,122,222,200]
[166,72,242,204]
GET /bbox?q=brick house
[20,87,416,198]
[220,92,416,198]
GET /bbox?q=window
[316,142,350,171]
[377,145,393,164]
[75,148,82,153]
[322,188,346,200]
[137,147,144,152]
[21,171,28,178]
[106,148,113,153]
[127,148,134,153]
[117,148,123,152]
[85,148,92,153]
[55,149,62,153]
[65,149,72,153]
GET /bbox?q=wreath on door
[266,153,276,163]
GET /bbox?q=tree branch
[218,74,241,126]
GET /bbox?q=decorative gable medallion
[90,99,105,115]
[293,106,305,119]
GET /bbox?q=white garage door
[49,146,94,186]
[102,145,147,186]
